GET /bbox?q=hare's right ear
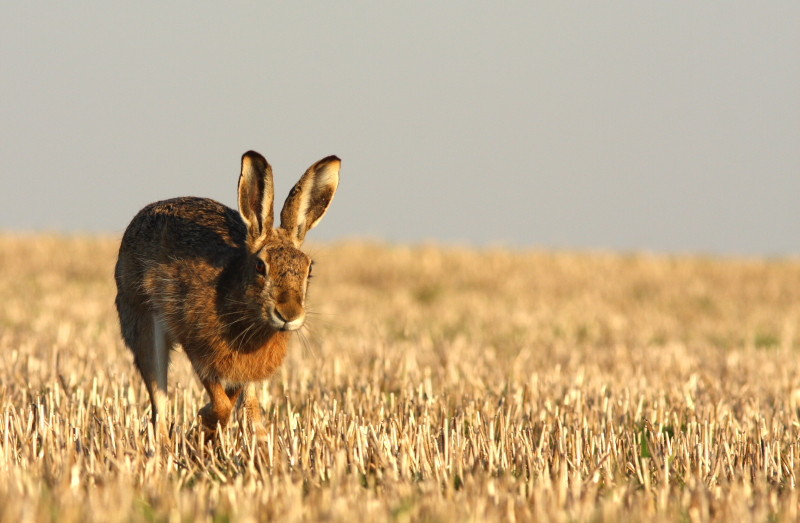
[238,151,274,248]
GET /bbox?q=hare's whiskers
[295,327,318,361]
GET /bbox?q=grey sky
[2,2,798,255]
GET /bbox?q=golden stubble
[1,235,800,522]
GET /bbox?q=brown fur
[114,151,340,440]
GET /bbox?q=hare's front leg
[241,383,269,442]
[201,383,268,442]
[198,379,236,437]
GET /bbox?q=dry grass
[1,234,800,522]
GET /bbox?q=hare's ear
[280,155,340,246]
[238,151,275,248]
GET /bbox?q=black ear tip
[320,155,341,165]
[242,150,267,162]
[242,150,270,170]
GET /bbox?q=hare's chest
[216,335,288,382]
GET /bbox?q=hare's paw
[248,421,269,443]
[153,415,171,441]
[198,402,231,439]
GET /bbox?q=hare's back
[120,196,247,260]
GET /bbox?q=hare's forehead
[261,244,310,267]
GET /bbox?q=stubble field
[1,235,799,522]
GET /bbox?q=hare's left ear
[280,156,340,246]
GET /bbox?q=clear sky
[2,3,798,255]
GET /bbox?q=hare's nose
[274,300,305,331]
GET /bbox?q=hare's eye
[308,261,314,279]
[255,259,267,276]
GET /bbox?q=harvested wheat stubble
[1,235,799,522]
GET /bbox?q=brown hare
[114,151,340,440]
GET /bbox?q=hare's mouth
[268,308,305,332]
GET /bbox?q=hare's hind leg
[130,312,171,440]
[148,313,171,439]
[117,294,171,440]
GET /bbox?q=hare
[114,151,340,440]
